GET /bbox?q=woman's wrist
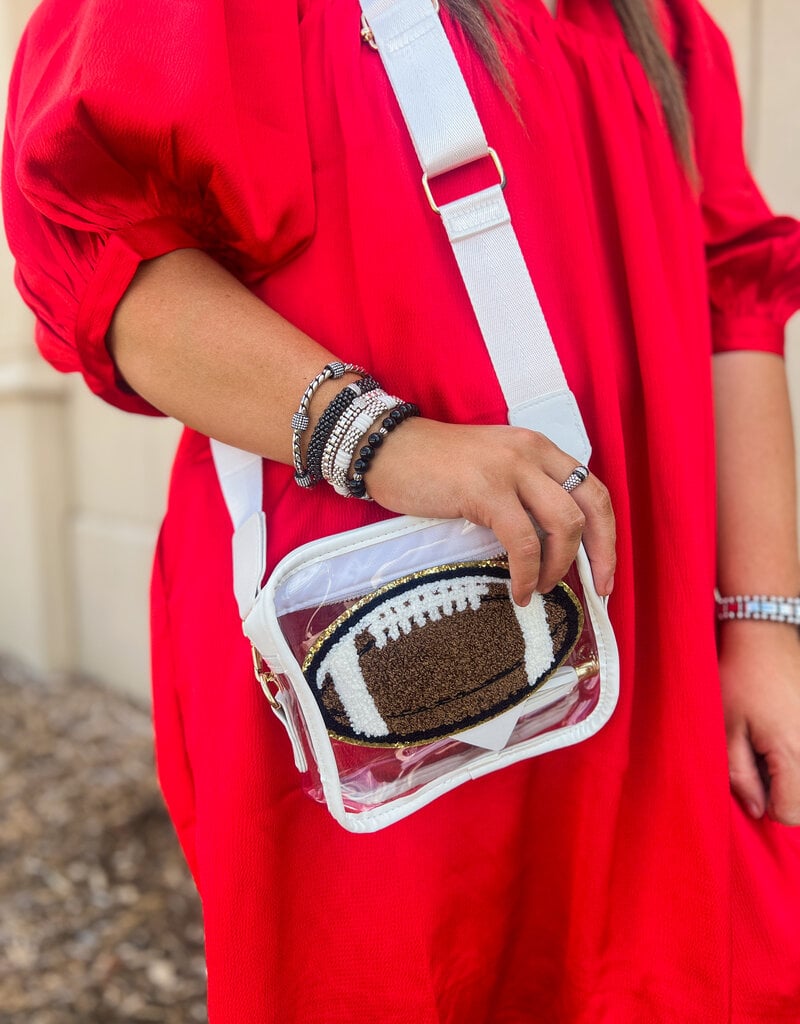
[346,402,421,499]
[718,617,800,659]
[358,414,433,511]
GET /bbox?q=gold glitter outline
[300,560,587,748]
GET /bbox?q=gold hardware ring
[251,644,282,711]
[422,146,507,215]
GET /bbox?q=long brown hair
[443,0,696,179]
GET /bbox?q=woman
[4,0,800,1020]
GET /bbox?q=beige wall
[1,1,70,675]
[1,0,799,702]
[0,0,181,699]
[705,0,800,402]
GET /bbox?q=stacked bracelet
[323,390,400,492]
[715,591,800,626]
[306,376,380,484]
[320,391,388,481]
[290,361,419,501]
[347,402,420,499]
[291,362,367,488]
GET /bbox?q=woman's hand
[366,417,617,606]
[720,621,800,826]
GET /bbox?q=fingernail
[605,574,615,595]
[514,595,531,608]
[747,801,763,819]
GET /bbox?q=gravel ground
[0,656,207,1024]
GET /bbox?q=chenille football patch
[302,562,583,746]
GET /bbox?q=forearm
[713,351,800,827]
[713,350,800,596]
[106,247,616,602]
[108,247,353,463]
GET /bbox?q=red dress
[5,1,800,1020]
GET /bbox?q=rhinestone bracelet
[347,402,421,500]
[291,362,367,488]
[715,591,800,626]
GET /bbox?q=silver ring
[562,465,589,493]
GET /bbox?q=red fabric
[5,0,800,1021]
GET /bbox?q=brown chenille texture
[319,585,573,740]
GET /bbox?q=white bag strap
[360,0,568,412]
[212,0,591,618]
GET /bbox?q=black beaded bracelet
[346,402,420,500]
[306,376,380,485]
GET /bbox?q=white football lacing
[365,577,492,648]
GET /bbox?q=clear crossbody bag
[235,515,617,832]
[210,0,620,832]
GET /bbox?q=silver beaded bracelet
[715,590,800,626]
[291,362,367,488]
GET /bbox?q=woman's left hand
[720,621,800,826]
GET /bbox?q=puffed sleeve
[678,1,800,355]
[2,0,314,413]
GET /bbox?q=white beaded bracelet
[320,390,392,480]
[330,397,401,495]
[715,590,800,626]
[320,390,398,485]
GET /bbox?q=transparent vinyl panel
[266,521,602,814]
